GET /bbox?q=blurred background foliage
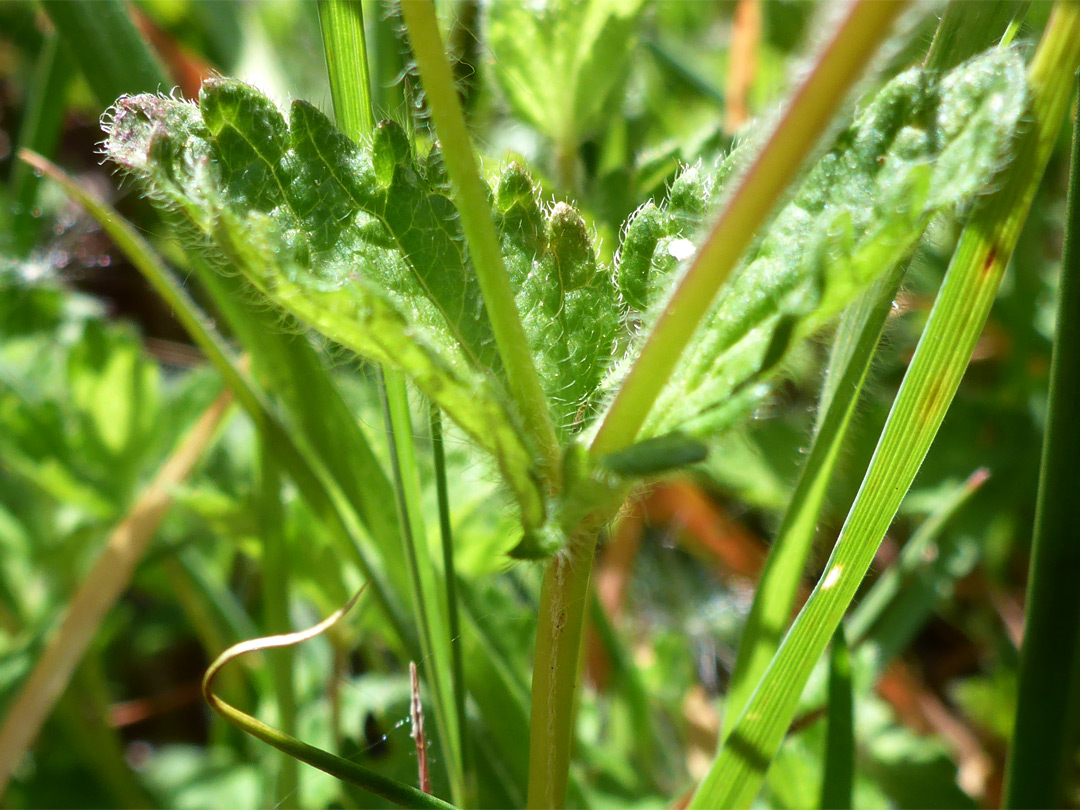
[0,1,1073,807]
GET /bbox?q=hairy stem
[526,529,601,809]
[399,0,561,483]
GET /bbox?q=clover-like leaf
[486,0,647,150]
[613,47,1029,440]
[102,80,543,528]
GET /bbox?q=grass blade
[317,0,375,141]
[725,266,905,732]
[399,0,560,480]
[10,32,72,255]
[846,467,989,647]
[202,589,457,810]
[924,0,1027,71]
[20,149,419,659]
[257,443,298,804]
[820,627,853,810]
[430,403,470,800]
[316,9,465,800]
[1003,72,1080,810]
[689,6,1080,807]
[0,386,234,793]
[378,371,464,802]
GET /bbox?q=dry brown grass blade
[410,661,431,794]
[0,385,235,795]
[725,0,761,133]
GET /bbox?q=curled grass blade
[202,588,457,810]
[690,7,1080,807]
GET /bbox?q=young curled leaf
[599,432,708,478]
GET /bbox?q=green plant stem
[399,0,560,482]
[258,443,298,804]
[526,528,601,810]
[317,0,375,141]
[1003,70,1080,810]
[689,7,1080,807]
[430,403,471,801]
[589,0,905,458]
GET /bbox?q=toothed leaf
[102,80,544,528]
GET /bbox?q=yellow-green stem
[399,0,560,483]
[526,529,601,809]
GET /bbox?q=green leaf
[622,47,1029,440]
[485,0,647,149]
[66,320,160,465]
[101,80,544,529]
[598,432,707,478]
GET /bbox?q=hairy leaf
[494,164,622,433]
[614,47,1028,440]
[102,80,544,528]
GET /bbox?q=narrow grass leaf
[41,0,169,106]
[21,149,420,660]
[201,588,456,810]
[10,33,72,255]
[820,627,853,810]
[847,467,989,647]
[724,266,905,731]
[1004,71,1080,810]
